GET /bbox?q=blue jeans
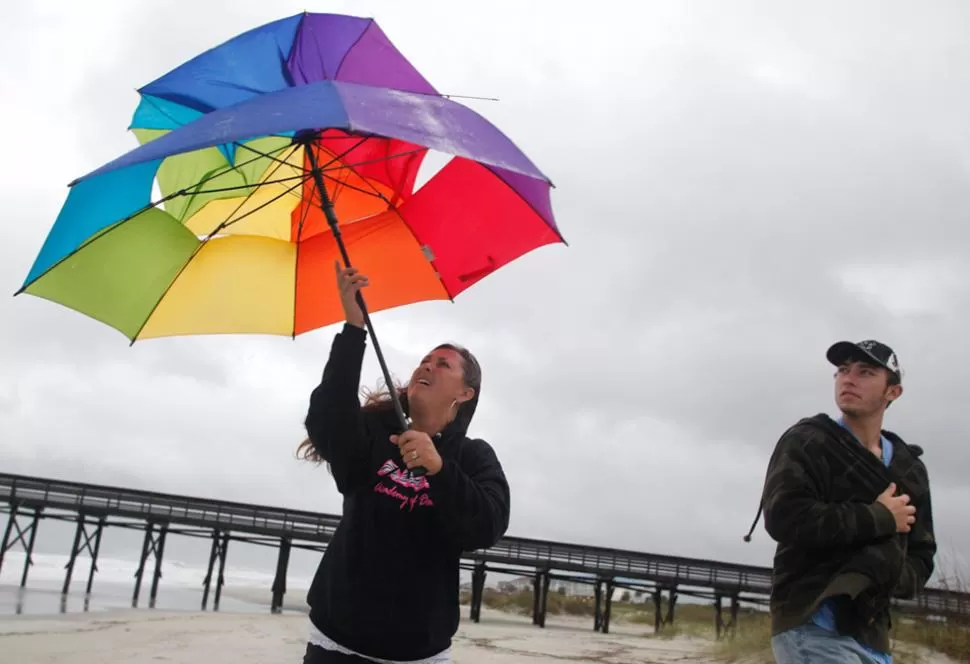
[771,623,892,663]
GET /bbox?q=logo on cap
[827,339,902,380]
[885,352,900,374]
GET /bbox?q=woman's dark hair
[296,343,482,464]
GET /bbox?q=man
[752,340,936,663]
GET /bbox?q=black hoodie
[303,324,511,661]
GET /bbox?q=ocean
[0,513,504,621]
[0,550,317,618]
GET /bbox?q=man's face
[834,359,902,417]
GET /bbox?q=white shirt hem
[307,621,451,664]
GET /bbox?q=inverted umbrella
[127,12,442,168]
[16,13,564,445]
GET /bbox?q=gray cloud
[2,0,969,585]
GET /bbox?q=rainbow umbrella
[16,12,563,436]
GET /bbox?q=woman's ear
[457,386,475,405]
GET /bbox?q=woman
[297,262,511,663]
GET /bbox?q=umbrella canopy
[127,12,440,168]
[18,15,563,343]
[137,12,439,111]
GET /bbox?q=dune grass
[891,616,970,662]
[466,586,969,661]
[709,605,970,663]
[708,612,773,663]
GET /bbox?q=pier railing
[2,472,966,620]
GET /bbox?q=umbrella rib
[314,147,427,207]
[210,144,302,232]
[237,136,425,190]
[311,138,422,206]
[212,178,309,236]
[174,142,296,196]
[229,137,369,205]
[314,146,457,304]
[225,141,295,168]
[291,182,315,339]
[227,137,362,172]
[319,148,426,174]
[229,141,295,169]
[128,174,311,344]
[202,175,310,237]
[313,136,371,169]
[320,172,389,201]
[179,173,309,196]
[128,144,304,342]
[173,142,300,210]
[313,136,372,208]
[15,143,301,295]
[214,176,311,233]
[239,135,371,174]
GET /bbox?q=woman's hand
[334,261,368,329]
[391,430,443,476]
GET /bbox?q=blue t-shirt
[809,417,893,663]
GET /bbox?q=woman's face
[407,347,474,415]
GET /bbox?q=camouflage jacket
[759,413,936,653]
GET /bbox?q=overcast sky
[2,0,969,584]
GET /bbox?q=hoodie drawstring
[743,499,763,542]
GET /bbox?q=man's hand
[876,483,916,533]
[391,430,443,476]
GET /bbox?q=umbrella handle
[305,142,427,478]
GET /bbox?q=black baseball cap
[826,339,902,381]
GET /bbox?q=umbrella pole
[306,142,426,474]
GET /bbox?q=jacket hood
[373,391,472,441]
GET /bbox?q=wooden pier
[2,472,967,636]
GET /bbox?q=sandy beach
[0,605,726,664]
[3,603,966,664]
